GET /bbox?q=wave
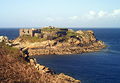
[102,49,120,55]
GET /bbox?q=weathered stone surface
[86,30,94,34]
[0,36,12,46]
[68,38,81,45]
[38,65,46,70]
[0,36,9,42]
[76,30,84,34]
[28,58,37,66]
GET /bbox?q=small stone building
[19,28,41,37]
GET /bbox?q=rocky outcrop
[0,36,12,46]
[28,41,105,56]
[13,28,106,56]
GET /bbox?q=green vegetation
[0,42,20,56]
[41,27,60,32]
[20,35,47,43]
[19,28,81,43]
[66,31,78,37]
[0,42,28,64]
[55,31,78,42]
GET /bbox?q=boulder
[97,40,105,46]
[76,30,84,34]
[35,64,45,70]
[29,58,37,65]
[68,38,81,45]
[86,30,94,34]
[57,73,81,83]
[38,65,46,70]
[0,36,9,43]
[0,36,12,46]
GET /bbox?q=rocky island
[13,26,106,56]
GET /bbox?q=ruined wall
[19,27,68,38]
[19,29,41,37]
[32,29,41,37]
[19,29,33,36]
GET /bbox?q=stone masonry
[19,28,41,37]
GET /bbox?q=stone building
[19,27,68,39]
[19,28,41,37]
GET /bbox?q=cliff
[0,41,80,83]
[13,27,106,55]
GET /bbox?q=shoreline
[0,37,81,83]
[20,45,81,83]
[27,43,106,56]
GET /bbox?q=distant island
[13,26,106,56]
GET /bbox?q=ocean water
[0,28,19,39]
[0,28,120,83]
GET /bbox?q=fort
[19,26,68,39]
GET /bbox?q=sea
[0,28,120,83]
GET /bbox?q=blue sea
[0,28,120,83]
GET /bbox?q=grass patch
[66,31,78,37]
[20,35,47,43]
[0,42,27,64]
[0,42,20,55]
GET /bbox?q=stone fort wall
[19,29,41,37]
[19,27,68,38]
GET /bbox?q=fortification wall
[19,29,33,36]
[19,29,41,37]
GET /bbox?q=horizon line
[0,26,120,28]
